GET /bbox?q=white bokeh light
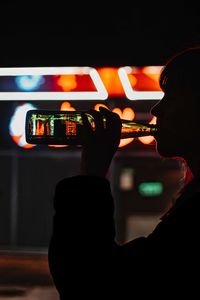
[9,103,37,148]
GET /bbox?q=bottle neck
[120,119,157,138]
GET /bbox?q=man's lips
[153,122,162,139]
[154,119,163,134]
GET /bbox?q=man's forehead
[161,75,173,93]
[161,74,186,93]
[162,75,168,88]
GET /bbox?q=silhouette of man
[48,47,200,298]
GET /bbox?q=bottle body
[25,110,157,145]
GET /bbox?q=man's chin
[155,142,177,158]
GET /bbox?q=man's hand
[80,107,121,177]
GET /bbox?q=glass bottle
[25,110,157,145]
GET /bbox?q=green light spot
[138,182,163,197]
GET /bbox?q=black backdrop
[0,3,199,67]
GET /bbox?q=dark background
[0,2,199,67]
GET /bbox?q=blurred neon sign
[0,66,163,101]
[118,67,164,100]
[0,67,108,100]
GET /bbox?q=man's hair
[159,46,200,92]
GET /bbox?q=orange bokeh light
[60,101,76,111]
[97,68,124,97]
[57,75,77,91]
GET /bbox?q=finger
[88,109,104,134]
[81,112,94,146]
[81,112,93,135]
[99,107,121,133]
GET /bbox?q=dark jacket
[48,175,200,298]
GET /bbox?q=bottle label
[26,110,85,145]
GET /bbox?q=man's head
[159,46,200,94]
[151,46,200,160]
